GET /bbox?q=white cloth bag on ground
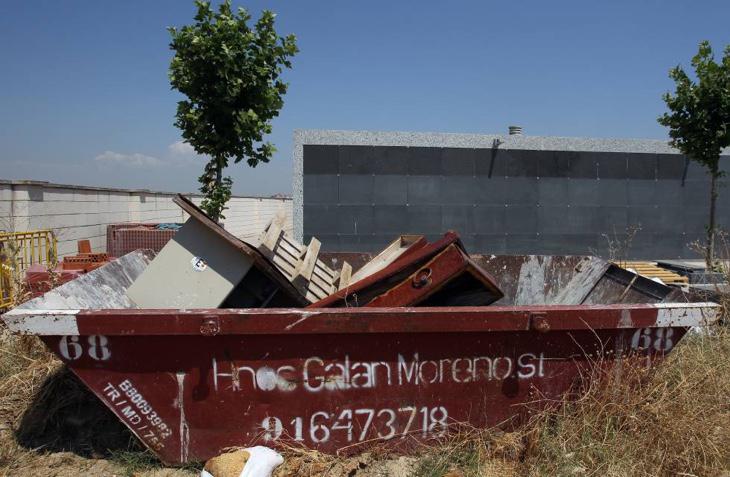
[201,446,284,477]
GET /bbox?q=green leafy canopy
[658,41,730,266]
[169,0,298,219]
[658,41,730,176]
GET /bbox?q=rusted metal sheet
[582,264,673,305]
[469,255,610,305]
[2,303,720,465]
[322,253,677,307]
[365,244,503,307]
[312,232,463,307]
[319,252,373,274]
[12,250,153,312]
[310,232,501,308]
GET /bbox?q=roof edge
[293,129,730,155]
[0,179,291,201]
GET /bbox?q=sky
[1,1,730,196]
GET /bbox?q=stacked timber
[257,213,349,302]
[615,261,689,285]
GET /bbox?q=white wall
[224,196,292,243]
[0,180,292,258]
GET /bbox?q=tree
[658,41,730,267]
[169,0,298,220]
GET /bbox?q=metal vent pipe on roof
[508,125,523,136]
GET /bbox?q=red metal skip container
[1,251,720,465]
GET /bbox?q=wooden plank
[260,220,282,251]
[305,279,331,300]
[349,237,410,283]
[614,260,688,285]
[313,261,337,280]
[271,254,296,278]
[279,235,304,257]
[308,271,335,296]
[305,290,321,303]
[272,245,299,269]
[295,239,321,281]
[314,263,337,279]
[311,266,336,288]
[338,262,352,290]
[330,267,341,284]
[274,250,300,272]
[256,218,346,302]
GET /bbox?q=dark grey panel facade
[302,144,730,259]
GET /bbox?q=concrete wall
[294,130,730,259]
[0,180,292,258]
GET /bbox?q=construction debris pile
[126,194,504,309]
[25,239,113,297]
[3,193,722,467]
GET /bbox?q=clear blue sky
[1,0,729,196]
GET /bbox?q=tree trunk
[216,156,223,187]
[706,173,718,268]
[214,156,224,223]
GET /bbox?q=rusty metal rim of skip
[5,302,719,336]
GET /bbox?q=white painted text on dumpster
[260,405,449,444]
[212,352,546,393]
[102,379,172,450]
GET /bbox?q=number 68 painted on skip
[59,335,111,361]
[630,328,674,353]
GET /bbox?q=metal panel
[440,148,476,175]
[127,217,255,308]
[303,175,339,204]
[309,232,462,308]
[303,145,338,174]
[596,152,628,179]
[302,144,729,259]
[627,153,657,180]
[339,146,375,174]
[364,244,503,307]
[10,250,152,310]
[127,195,308,309]
[373,175,408,204]
[656,154,686,179]
[339,175,374,204]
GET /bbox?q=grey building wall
[294,130,730,259]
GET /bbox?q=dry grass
[413,327,730,477]
[0,330,166,476]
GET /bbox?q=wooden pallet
[614,261,689,285]
[258,214,350,302]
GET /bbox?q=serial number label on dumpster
[261,405,449,444]
[102,379,172,450]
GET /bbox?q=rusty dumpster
[1,251,721,465]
